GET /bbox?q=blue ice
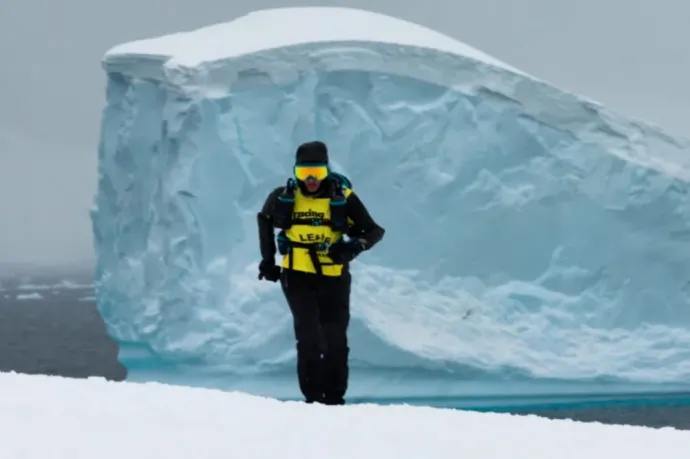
[92,7,690,405]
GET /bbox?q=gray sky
[1,0,688,267]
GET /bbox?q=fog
[1,0,688,267]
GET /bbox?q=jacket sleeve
[256,186,284,262]
[345,191,385,250]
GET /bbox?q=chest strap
[277,233,339,276]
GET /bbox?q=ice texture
[93,7,690,399]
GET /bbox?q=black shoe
[323,396,345,406]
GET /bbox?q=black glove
[328,238,366,264]
[258,259,281,282]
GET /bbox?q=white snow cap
[104,6,520,73]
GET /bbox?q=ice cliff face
[94,7,690,396]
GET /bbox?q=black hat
[295,141,329,164]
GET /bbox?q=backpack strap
[272,178,297,230]
[328,178,348,233]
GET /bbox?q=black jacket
[257,179,385,262]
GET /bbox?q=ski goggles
[294,164,329,181]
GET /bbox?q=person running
[256,140,385,405]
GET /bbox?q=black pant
[280,268,351,405]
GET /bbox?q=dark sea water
[2,266,690,430]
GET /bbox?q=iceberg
[93,6,690,405]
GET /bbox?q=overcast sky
[1,0,688,267]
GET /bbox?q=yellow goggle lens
[294,165,329,181]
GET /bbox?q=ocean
[1,266,689,430]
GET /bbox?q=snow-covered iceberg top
[103,7,532,105]
[104,7,521,73]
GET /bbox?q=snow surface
[2,372,690,459]
[94,6,690,399]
